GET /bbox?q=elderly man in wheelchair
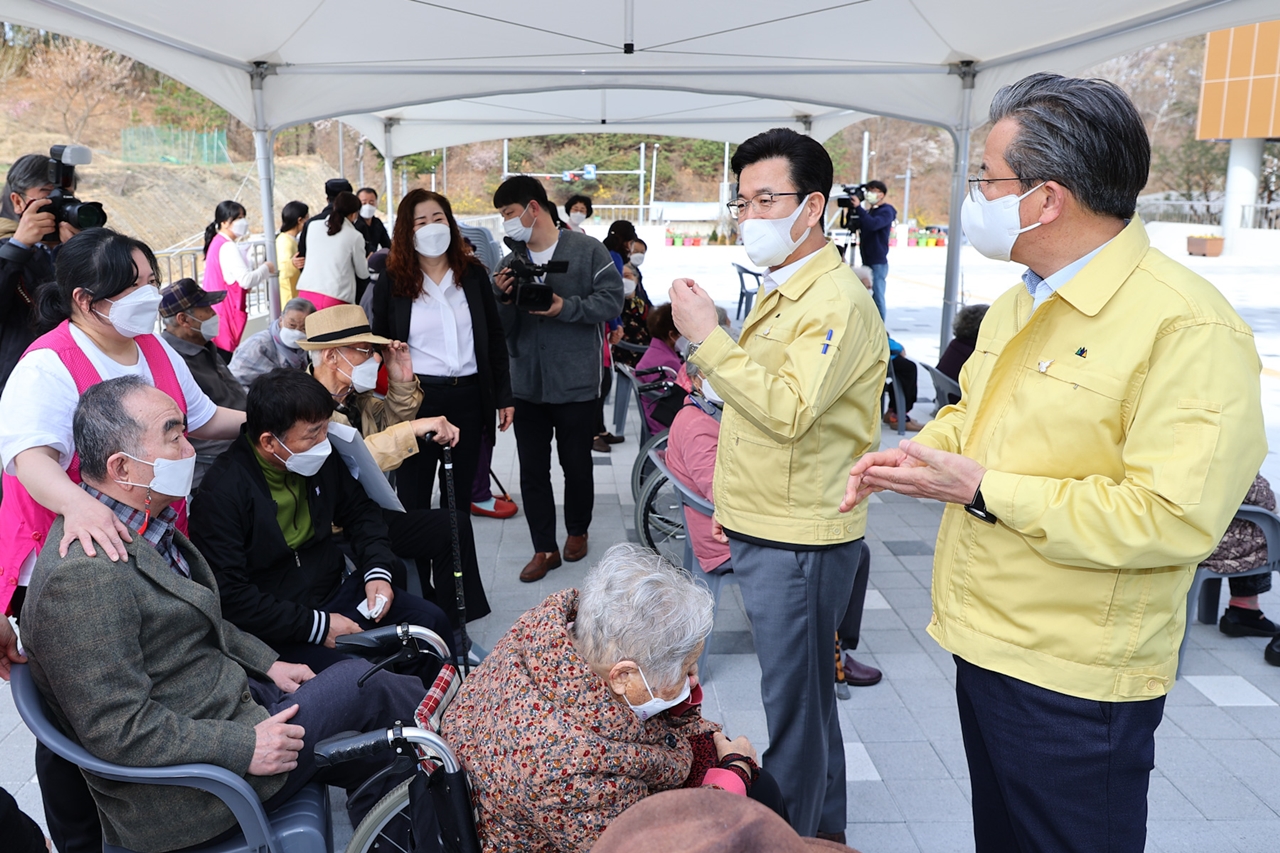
[18,377,437,853]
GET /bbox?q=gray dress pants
[728,536,864,836]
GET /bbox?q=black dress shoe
[1267,635,1280,667]
[1219,605,1280,637]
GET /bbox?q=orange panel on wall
[1198,19,1280,140]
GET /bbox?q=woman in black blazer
[372,189,513,565]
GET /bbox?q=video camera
[45,144,107,235]
[833,183,868,233]
[503,236,566,312]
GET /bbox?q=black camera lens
[66,201,107,229]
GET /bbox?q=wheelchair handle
[313,729,396,768]
[336,623,451,663]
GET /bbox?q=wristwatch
[685,339,703,361]
[964,485,998,524]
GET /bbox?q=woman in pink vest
[202,200,276,359]
[0,228,247,617]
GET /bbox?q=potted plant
[1187,235,1223,257]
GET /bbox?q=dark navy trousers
[954,656,1165,853]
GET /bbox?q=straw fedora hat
[298,304,393,351]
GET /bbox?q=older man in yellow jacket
[671,128,887,842]
[843,74,1265,853]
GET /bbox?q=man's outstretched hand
[840,440,985,512]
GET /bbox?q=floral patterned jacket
[441,589,722,852]
[1202,474,1275,574]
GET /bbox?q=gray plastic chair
[732,264,762,319]
[611,342,649,437]
[1177,504,1280,677]
[923,363,962,416]
[10,664,331,853]
[647,445,736,684]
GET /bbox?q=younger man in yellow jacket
[843,74,1265,853]
[671,128,888,841]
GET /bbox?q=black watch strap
[964,486,998,524]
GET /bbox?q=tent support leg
[940,69,974,354]
[384,120,396,219]
[251,63,280,321]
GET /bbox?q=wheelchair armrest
[10,665,277,853]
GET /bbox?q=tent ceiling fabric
[339,90,870,155]
[1,0,1276,135]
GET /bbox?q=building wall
[1197,20,1280,140]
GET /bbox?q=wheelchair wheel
[629,431,669,502]
[635,471,686,567]
[346,778,412,853]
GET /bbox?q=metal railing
[1135,199,1223,226]
[154,236,272,318]
[1242,203,1280,230]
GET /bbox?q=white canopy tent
[1,0,1276,339]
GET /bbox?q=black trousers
[513,398,597,553]
[383,507,491,630]
[396,382,485,515]
[955,656,1165,853]
[272,571,454,689]
[837,538,872,651]
[34,743,100,853]
[0,787,44,853]
[884,355,918,414]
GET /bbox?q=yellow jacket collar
[1052,217,1149,318]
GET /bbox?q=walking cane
[440,443,472,676]
[488,468,513,503]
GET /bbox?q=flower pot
[674,237,684,246]
[889,238,898,247]
[936,237,946,247]
[907,239,917,247]
[1187,236,1223,257]
[926,237,937,247]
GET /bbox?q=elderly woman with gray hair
[442,543,785,850]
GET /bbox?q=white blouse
[408,268,478,377]
[296,218,369,303]
[218,241,271,291]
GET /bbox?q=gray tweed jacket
[22,516,286,853]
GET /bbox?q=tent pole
[250,63,280,321]
[638,142,645,224]
[940,65,975,355]
[383,120,395,219]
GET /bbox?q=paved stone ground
[3,253,1280,851]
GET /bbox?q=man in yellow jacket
[670,128,888,841]
[842,73,1266,853]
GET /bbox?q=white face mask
[95,286,162,338]
[360,203,378,219]
[340,350,380,393]
[196,313,220,342]
[116,451,196,499]
[279,327,306,349]
[626,668,692,722]
[623,277,637,297]
[961,182,1045,262]
[272,435,332,477]
[739,195,813,268]
[414,222,452,258]
[502,205,535,243]
[629,252,645,267]
[569,211,588,226]
[230,218,249,238]
[702,379,724,405]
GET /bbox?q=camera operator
[858,180,896,321]
[0,154,83,395]
[491,176,624,582]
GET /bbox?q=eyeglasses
[726,192,805,219]
[966,175,1045,201]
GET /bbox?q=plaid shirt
[83,484,191,578]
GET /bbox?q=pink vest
[0,322,189,614]
[203,233,248,352]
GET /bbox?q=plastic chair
[732,264,762,319]
[611,342,649,437]
[647,445,736,685]
[10,664,331,853]
[1177,504,1280,677]
[923,363,961,416]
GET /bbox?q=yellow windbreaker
[917,219,1266,701]
[691,242,888,546]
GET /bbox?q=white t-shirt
[0,324,218,475]
[408,268,478,377]
[219,241,271,291]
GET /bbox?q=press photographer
[857,180,895,320]
[0,145,106,395]
[491,175,624,582]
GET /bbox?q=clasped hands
[839,440,987,513]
